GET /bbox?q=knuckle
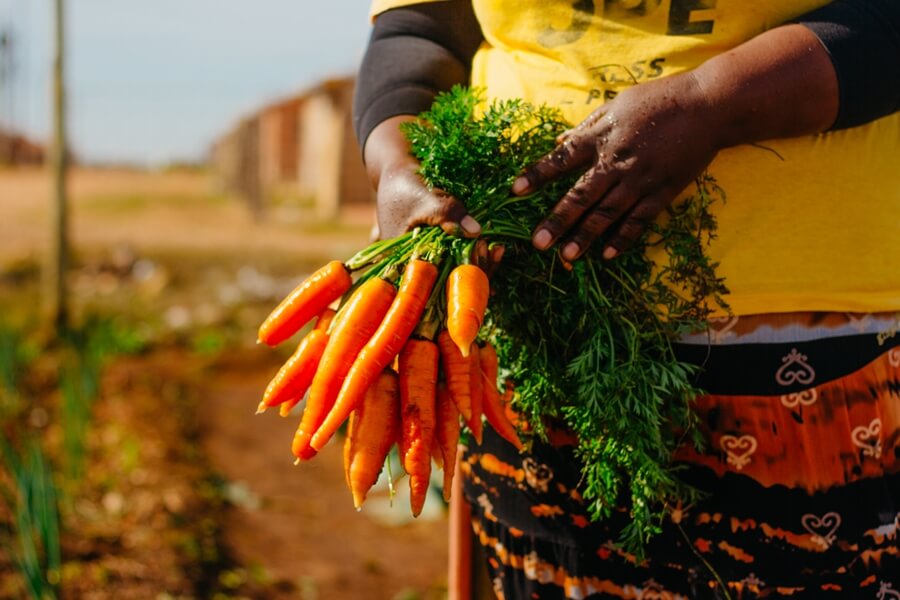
[550,140,577,167]
[563,184,595,211]
[569,210,615,248]
[617,217,649,242]
[588,204,620,223]
[539,212,567,237]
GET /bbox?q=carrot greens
[402,86,729,553]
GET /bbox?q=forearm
[692,24,839,150]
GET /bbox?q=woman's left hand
[513,71,721,261]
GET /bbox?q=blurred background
[0,1,449,598]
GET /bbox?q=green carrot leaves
[404,86,729,555]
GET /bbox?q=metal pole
[46,0,68,331]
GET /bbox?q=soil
[198,350,449,600]
[0,168,450,599]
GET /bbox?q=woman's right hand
[365,115,481,240]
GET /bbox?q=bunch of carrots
[250,87,728,551]
[255,235,523,515]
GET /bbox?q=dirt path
[198,351,450,599]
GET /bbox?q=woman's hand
[515,24,839,261]
[365,115,481,240]
[514,72,719,261]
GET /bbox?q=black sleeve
[797,0,900,130]
[353,1,484,152]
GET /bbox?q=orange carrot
[480,343,523,450]
[257,328,329,414]
[431,434,444,470]
[501,380,527,430]
[276,309,338,417]
[279,395,301,417]
[314,308,337,333]
[343,407,356,488]
[398,338,439,517]
[467,344,484,445]
[437,330,472,421]
[311,259,438,452]
[346,370,401,509]
[445,264,489,357]
[435,382,460,502]
[258,260,351,346]
[291,277,396,460]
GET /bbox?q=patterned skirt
[461,312,900,599]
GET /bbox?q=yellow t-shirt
[370,0,900,316]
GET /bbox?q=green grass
[0,437,61,600]
[0,316,146,596]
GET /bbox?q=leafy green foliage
[403,87,729,553]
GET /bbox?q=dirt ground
[199,350,450,600]
[0,167,450,599]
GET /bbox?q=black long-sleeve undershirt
[352,1,483,153]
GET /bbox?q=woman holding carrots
[354,1,900,598]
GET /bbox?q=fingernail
[533,229,552,250]
[563,242,579,261]
[512,176,530,195]
[460,215,481,235]
[603,246,618,260]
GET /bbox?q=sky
[0,0,372,165]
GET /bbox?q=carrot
[314,308,337,333]
[291,277,397,460]
[467,344,484,445]
[346,369,401,509]
[445,264,489,357]
[435,382,460,502]
[480,343,523,450]
[437,330,472,421]
[276,308,339,417]
[310,259,438,452]
[279,395,301,417]
[398,338,439,517]
[502,380,525,430]
[431,434,444,470]
[258,260,351,346]
[343,407,356,488]
[257,328,329,414]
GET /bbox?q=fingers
[557,189,669,261]
[423,191,480,237]
[376,163,481,239]
[512,136,592,196]
[472,241,505,279]
[532,165,617,251]
[600,191,669,259]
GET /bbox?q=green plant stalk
[0,438,61,599]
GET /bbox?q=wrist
[364,115,419,189]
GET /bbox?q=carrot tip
[293,458,300,466]
[255,402,267,415]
